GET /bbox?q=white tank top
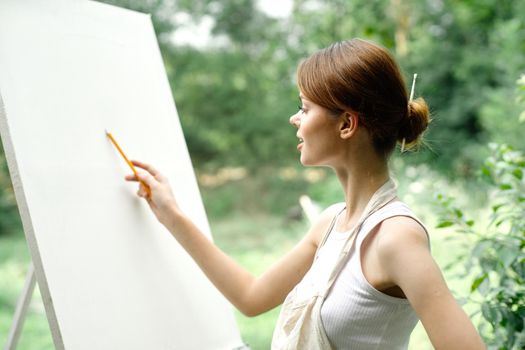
[294,201,428,349]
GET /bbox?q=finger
[131,160,159,176]
[139,183,149,195]
[132,160,166,181]
[137,183,150,198]
[125,174,138,182]
[135,170,157,189]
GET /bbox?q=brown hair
[297,38,430,156]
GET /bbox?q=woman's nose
[289,112,301,128]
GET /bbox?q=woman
[126,39,485,349]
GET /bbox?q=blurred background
[1,0,524,349]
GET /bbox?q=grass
[0,233,54,350]
[212,214,307,350]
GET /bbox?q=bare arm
[126,160,339,316]
[376,217,486,350]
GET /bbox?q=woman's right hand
[124,161,342,318]
[125,160,182,228]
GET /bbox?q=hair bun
[398,97,431,149]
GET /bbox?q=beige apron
[271,180,397,350]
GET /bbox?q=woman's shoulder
[374,213,430,259]
[372,212,440,299]
[373,201,428,236]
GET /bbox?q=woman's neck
[334,156,390,231]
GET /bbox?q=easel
[2,262,251,350]
[4,263,36,350]
[2,196,320,350]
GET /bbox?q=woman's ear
[339,111,359,139]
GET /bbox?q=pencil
[105,129,151,197]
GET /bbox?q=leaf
[481,303,491,320]
[480,256,498,271]
[481,166,492,178]
[471,273,488,292]
[517,305,525,318]
[481,303,499,325]
[492,204,504,212]
[499,183,512,190]
[513,168,523,180]
[499,247,520,268]
[436,221,454,228]
[473,240,490,258]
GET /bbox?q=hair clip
[401,73,418,153]
[409,73,418,102]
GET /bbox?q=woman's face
[290,93,344,167]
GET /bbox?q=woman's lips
[296,136,304,151]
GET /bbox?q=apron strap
[321,179,398,296]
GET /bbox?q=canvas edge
[0,90,66,349]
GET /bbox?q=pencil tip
[105,129,109,135]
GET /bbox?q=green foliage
[2,0,524,347]
[201,167,308,218]
[307,170,344,208]
[405,0,525,176]
[91,0,525,177]
[0,0,523,227]
[518,74,525,122]
[436,143,525,349]
[0,143,21,236]
[164,45,299,170]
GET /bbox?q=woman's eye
[298,105,306,113]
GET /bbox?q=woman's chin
[300,155,330,168]
[299,155,314,166]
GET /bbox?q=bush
[436,143,525,349]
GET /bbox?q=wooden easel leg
[4,263,36,350]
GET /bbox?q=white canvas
[0,0,244,349]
